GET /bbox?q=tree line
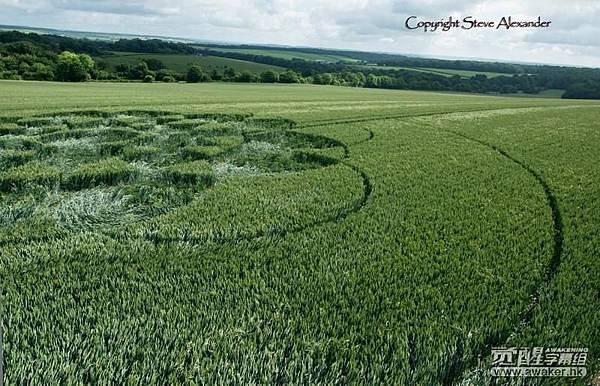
[1,31,600,99]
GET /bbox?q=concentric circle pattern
[0,111,363,242]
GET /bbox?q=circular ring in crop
[0,111,364,243]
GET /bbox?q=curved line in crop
[299,105,568,129]
[136,161,372,246]
[441,129,563,385]
[301,112,562,383]
[143,121,374,245]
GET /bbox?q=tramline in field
[0,82,598,384]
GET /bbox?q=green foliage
[236,71,257,83]
[187,65,210,83]
[562,80,600,99]
[55,51,95,82]
[98,52,284,75]
[260,70,279,83]
[163,160,215,186]
[142,58,164,71]
[0,86,599,384]
[0,123,26,136]
[223,66,237,81]
[181,145,223,160]
[1,31,600,97]
[24,62,55,81]
[129,61,152,80]
[66,158,135,189]
[0,161,61,191]
[278,69,300,83]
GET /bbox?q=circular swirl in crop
[0,111,361,242]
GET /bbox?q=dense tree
[278,70,300,83]
[260,70,278,83]
[128,61,152,80]
[142,58,164,71]
[223,67,237,81]
[342,71,365,87]
[114,63,130,73]
[187,65,210,82]
[562,81,600,99]
[210,68,222,81]
[26,62,54,81]
[236,71,257,82]
[55,51,95,82]
[155,69,177,82]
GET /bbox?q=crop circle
[0,111,359,239]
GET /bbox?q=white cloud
[0,0,599,66]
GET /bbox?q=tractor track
[298,106,543,128]
[135,159,373,247]
[440,129,563,385]
[302,110,563,384]
[1,108,562,386]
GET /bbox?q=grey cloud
[0,0,599,66]
[52,0,179,16]
[524,26,600,48]
[390,0,473,16]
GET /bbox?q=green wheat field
[0,80,599,384]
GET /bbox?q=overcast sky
[1,0,599,67]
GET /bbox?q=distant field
[420,67,512,78]
[0,25,197,43]
[96,52,285,73]
[0,80,598,384]
[197,46,360,63]
[503,88,565,98]
[0,81,579,118]
[357,64,512,78]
